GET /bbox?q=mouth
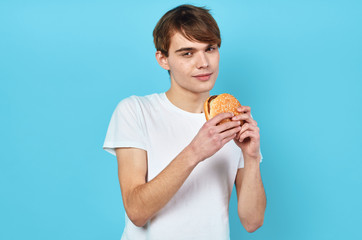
[193,73,213,81]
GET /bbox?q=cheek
[170,60,191,75]
[212,53,220,67]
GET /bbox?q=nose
[196,52,209,69]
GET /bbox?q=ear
[155,51,170,70]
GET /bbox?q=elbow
[238,202,266,233]
[128,212,148,227]
[243,220,263,233]
[130,217,148,228]
[125,207,149,227]
[239,215,264,233]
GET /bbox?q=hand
[189,112,242,163]
[231,106,261,160]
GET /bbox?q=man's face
[165,32,220,95]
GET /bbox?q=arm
[116,112,242,227]
[116,147,197,227]
[235,158,266,232]
[232,106,266,232]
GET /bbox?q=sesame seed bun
[204,93,242,125]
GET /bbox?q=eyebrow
[174,44,216,53]
[175,47,195,53]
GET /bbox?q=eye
[206,46,216,52]
[182,52,192,57]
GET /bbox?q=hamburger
[204,93,243,125]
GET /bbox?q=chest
[142,109,241,184]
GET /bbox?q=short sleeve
[103,96,147,156]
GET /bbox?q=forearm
[125,146,199,226]
[237,158,266,231]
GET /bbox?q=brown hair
[153,4,221,57]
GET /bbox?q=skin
[115,32,266,232]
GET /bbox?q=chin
[202,79,217,92]
[193,83,215,94]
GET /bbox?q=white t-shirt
[103,93,254,240]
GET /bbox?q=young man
[103,4,266,240]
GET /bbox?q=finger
[236,106,251,114]
[220,125,241,140]
[238,131,259,143]
[240,122,259,132]
[232,114,257,126]
[236,123,248,139]
[216,120,242,133]
[236,123,259,139]
[207,112,234,126]
[221,133,237,146]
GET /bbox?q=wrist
[183,144,201,168]
[243,155,261,168]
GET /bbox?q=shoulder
[118,93,161,107]
[113,93,164,120]
[115,93,160,110]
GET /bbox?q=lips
[193,73,212,81]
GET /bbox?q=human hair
[153,4,221,57]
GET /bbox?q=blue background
[1,0,361,239]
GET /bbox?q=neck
[166,88,210,113]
